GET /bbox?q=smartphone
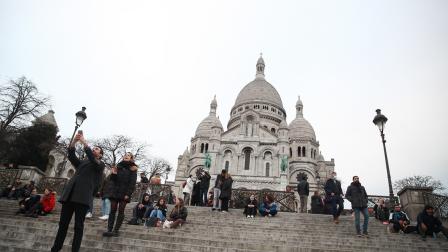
[78,130,83,135]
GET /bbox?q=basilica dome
[288,97,316,141]
[195,96,223,137]
[232,56,284,111]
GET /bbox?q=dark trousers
[108,200,127,232]
[245,206,257,216]
[221,198,229,211]
[51,201,89,252]
[328,196,344,218]
[200,189,208,206]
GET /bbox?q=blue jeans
[101,198,110,216]
[354,207,369,234]
[149,209,166,221]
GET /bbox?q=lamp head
[373,109,387,132]
[75,107,87,127]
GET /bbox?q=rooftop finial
[256,54,265,79]
[296,95,303,118]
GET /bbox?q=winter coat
[59,147,105,206]
[100,175,114,199]
[219,177,233,200]
[345,182,368,208]
[324,178,343,196]
[109,161,138,202]
[243,199,258,215]
[41,192,56,213]
[389,210,410,224]
[182,177,194,194]
[297,180,310,196]
[259,201,278,213]
[417,210,443,228]
[153,202,168,217]
[169,206,188,221]
[311,195,324,213]
[199,171,211,190]
[214,174,224,188]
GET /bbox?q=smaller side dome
[288,96,316,141]
[279,119,288,130]
[317,151,325,161]
[195,96,223,137]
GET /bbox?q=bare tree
[0,76,50,136]
[93,135,150,168]
[139,157,172,182]
[394,175,445,193]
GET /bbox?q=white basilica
[174,56,335,196]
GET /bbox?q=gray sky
[1,0,447,195]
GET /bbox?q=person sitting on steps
[244,194,258,218]
[128,193,152,225]
[146,197,168,222]
[16,188,40,215]
[26,188,56,217]
[388,204,416,234]
[163,198,188,229]
[417,205,448,241]
[259,194,277,217]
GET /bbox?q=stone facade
[174,56,335,198]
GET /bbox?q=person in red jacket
[26,188,56,217]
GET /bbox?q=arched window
[289,147,292,157]
[205,143,209,153]
[298,146,301,157]
[271,128,276,134]
[243,148,252,170]
[225,161,229,172]
[265,163,270,177]
[310,148,313,158]
[200,143,204,153]
[302,146,306,157]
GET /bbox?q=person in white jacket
[182,175,194,206]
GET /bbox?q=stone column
[397,186,433,222]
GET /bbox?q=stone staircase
[0,198,446,252]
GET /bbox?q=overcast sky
[1,0,447,195]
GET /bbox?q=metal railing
[422,192,448,221]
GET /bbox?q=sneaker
[247,215,250,218]
[362,232,369,238]
[85,212,92,218]
[221,210,227,213]
[99,215,109,220]
[382,221,389,225]
[357,232,362,238]
[268,214,272,217]
[251,215,254,218]
[211,208,216,211]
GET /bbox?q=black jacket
[220,177,233,199]
[324,178,343,196]
[109,161,137,201]
[100,175,114,199]
[60,147,105,206]
[199,171,211,190]
[417,210,443,228]
[214,174,224,188]
[297,180,310,196]
[169,206,188,221]
[345,182,368,208]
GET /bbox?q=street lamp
[56,107,87,176]
[373,109,395,204]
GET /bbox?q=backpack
[182,181,187,188]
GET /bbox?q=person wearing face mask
[244,194,258,218]
[102,152,138,237]
[345,176,369,237]
[324,171,344,224]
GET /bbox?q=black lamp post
[56,107,87,176]
[373,109,394,204]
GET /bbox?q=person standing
[140,172,149,183]
[219,172,233,212]
[324,171,344,224]
[182,175,194,206]
[345,176,369,237]
[212,169,226,211]
[310,191,324,214]
[103,152,138,237]
[198,169,211,206]
[98,174,113,221]
[51,133,105,252]
[297,176,310,213]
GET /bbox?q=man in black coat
[51,133,105,252]
[297,177,310,213]
[198,169,211,206]
[345,176,369,237]
[324,171,344,224]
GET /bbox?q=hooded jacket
[41,192,56,213]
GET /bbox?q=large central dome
[233,56,284,111]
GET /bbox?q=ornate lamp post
[56,107,87,176]
[373,109,395,204]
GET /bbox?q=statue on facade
[204,153,212,170]
[280,155,288,173]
